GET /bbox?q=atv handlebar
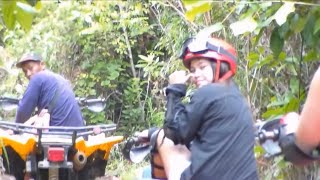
[0,97,19,111]
[0,96,106,112]
[0,96,111,136]
[254,117,287,158]
[257,129,280,142]
[123,118,286,163]
[255,119,282,143]
[75,97,106,112]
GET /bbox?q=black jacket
[164,82,258,180]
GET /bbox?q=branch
[119,5,136,78]
[192,0,320,6]
[122,25,136,78]
[161,0,198,32]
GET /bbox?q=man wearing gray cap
[15,52,84,127]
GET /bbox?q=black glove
[279,133,320,165]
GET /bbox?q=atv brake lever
[122,136,151,162]
[257,129,280,143]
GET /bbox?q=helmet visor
[179,37,236,62]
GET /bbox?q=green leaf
[269,52,286,67]
[16,1,37,13]
[304,50,318,62]
[302,14,316,46]
[196,22,224,37]
[273,2,295,26]
[275,64,286,76]
[16,2,34,31]
[259,2,273,9]
[252,27,265,47]
[267,97,288,108]
[288,64,298,76]
[262,107,284,119]
[2,0,16,30]
[182,0,206,7]
[34,1,42,10]
[230,17,257,36]
[101,80,110,86]
[247,52,260,69]
[258,15,274,28]
[270,27,284,58]
[257,55,273,68]
[284,97,300,112]
[314,18,320,35]
[290,13,307,33]
[289,78,299,94]
[79,24,103,35]
[109,71,120,80]
[138,55,152,62]
[254,145,265,157]
[183,1,212,22]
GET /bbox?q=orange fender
[75,135,123,159]
[0,133,37,161]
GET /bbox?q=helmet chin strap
[213,60,233,82]
[214,60,220,82]
[219,71,233,81]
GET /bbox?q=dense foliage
[0,0,320,179]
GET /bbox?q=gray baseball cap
[16,53,43,68]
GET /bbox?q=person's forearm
[296,114,320,154]
[296,67,320,153]
[16,107,32,123]
[15,79,40,123]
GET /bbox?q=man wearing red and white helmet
[146,35,258,180]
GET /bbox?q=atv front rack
[0,121,123,161]
[0,120,117,136]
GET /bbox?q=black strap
[206,42,237,62]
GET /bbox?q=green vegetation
[0,0,320,179]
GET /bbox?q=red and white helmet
[179,36,237,81]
